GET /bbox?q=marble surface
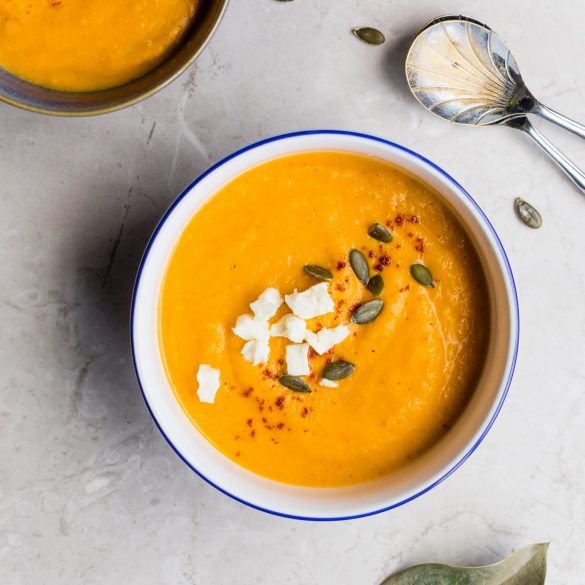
[1,0,584,583]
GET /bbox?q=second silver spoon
[405,15,585,193]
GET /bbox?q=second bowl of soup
[132,130,518,519]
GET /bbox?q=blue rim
[130,130,520,521]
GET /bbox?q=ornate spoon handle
[533,102,585,141]
[510,117,585,193]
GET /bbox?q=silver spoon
[405,15,585,192]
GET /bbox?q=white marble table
[1,1,584,583]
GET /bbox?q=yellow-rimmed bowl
[0,0,229,116]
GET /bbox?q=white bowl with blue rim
[131,130,519,521]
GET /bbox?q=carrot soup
[159,152,490,487]
[0,0,199,91]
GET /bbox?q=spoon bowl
[406,16,534,126]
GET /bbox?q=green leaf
[380,543,549,585]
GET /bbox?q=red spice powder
[379,254,391,266]
[374,264,384,272]
[275,396,286,410]
[410,215,420,223]
[250,430,256,438]
[368,250,376,258]
[301,407,309,417]
[242,387,254,398]
[336,261,347,270]
[246,418,253,427]
[395,214,404,226]
[276,422,285,430]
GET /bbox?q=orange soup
[159,152,489,487]
[0,0,199,91]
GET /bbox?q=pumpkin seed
[367,223,393,243]
[410,264,434,288]
[352,27,385,45]
[366,274,384,295]
[514,197,542,229]
[380,542,548,585]
[351,299,384,324]
[303,264,333,281]
[349,249,369,284]
[278,375,311,393]
[322,360,355,381]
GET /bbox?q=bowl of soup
[0,0,228,115]
[131,130,519,520]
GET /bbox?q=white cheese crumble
[241,339,270,365]
[284,282,334,320]
[232,314,270,341]
[285,343,311,376]
[196,364,221,404]
[250,287,283,320]
[270,314,307,343]
[320,378,339,388]
[304,324,351,355]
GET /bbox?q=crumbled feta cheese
[304,324,351,355]
[241,339,270,365]
[270,314,307,343]
[285,343,311,376]
[250,287,283,320]
[196,365,221,404]
[320,378,338,388]
[232,314,270,341]
[284,283,334,319]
